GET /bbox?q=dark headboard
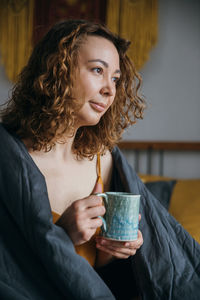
[118,141,200,176]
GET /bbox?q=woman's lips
[89,101,106,112]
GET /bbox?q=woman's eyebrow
[88,59,121,74]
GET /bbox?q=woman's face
[72,35,120,128]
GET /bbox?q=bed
[118,140,200,244]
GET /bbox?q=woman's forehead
[77,35,120,68]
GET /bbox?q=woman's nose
[100,81,115,97]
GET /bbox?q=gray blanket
[0,123,199,299]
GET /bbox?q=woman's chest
[42,160,98,214]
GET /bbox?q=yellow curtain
[0,0,34,82]
[106,0,158,70]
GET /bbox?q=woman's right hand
[56,195,105,245]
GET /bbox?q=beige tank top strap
[96,153,104,192]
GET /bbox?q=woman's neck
[23,134,77,163]
[48,137,75,162]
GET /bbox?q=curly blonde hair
[1,19,146,158]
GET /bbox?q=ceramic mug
[96,192,140,241]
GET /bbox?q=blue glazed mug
[96,192,140,241]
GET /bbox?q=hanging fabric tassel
[106,0,158,70]
[0,0,34,82]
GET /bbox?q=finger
[95,237,127,248]
[89,217,103,229]
[96,244,135,259]
[95,238,137,254]
[96,230,143,249]
[95,237,136,249]
[86,205,105,219]
[101,244,137,256]
[139,214,141,221]
[124,231,143,248]
[85,195,103,208]
[74,195,103,211]
[77,228,97,244]
[135,230,143,247]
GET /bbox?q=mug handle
[95,193,108,231]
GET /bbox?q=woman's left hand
[95,229,143,267]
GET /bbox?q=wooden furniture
[118,141,200,176]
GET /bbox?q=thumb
[92,177,104,194]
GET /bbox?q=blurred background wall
[122,0,200,178]
[0,0,199,178]
[123,0,200,142]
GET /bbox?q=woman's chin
[85,118,101,127]
[77,114,102,127]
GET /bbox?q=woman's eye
[112,77,120,84]
[92,67,103,74]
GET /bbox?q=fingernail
[97,239,104,245]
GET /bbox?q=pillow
[145,180,177,210]
[139,174,173,182]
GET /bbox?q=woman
[0,20,199,300]
[0,19,144,300]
